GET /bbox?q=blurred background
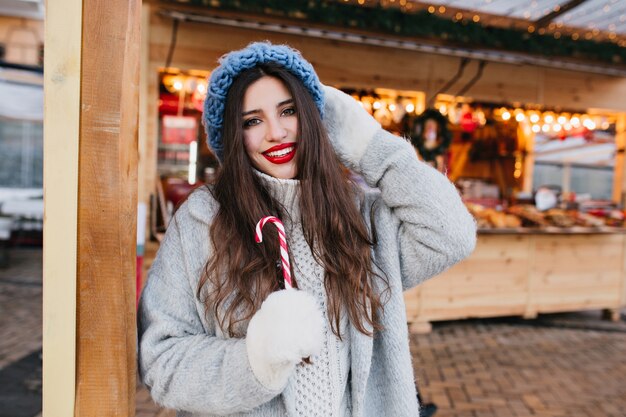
[1,1,625,416]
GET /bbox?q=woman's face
[242,76,298,179]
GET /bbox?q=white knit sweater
[253,170,351,417]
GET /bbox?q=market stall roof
[418,0,626,38]
[0,0,44,20]
[163,0,626,76]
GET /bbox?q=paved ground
[3,248,626,417]
[0,248,42,417]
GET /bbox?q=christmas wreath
[403,109,452,162]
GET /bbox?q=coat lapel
[349,312,373,417]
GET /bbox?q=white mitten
[323,85,382,171]
[246,289,325,390]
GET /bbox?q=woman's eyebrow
[242,98,294,117]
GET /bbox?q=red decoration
[460,110,478,134]
[161,115,198,144]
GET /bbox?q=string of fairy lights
[339,0,626,46]
[162,71,610,138]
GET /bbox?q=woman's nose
[265,117,287,142]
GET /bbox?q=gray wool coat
[138,131,477,417]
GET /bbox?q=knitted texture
[203,41,325,160]
[252,171,350,417]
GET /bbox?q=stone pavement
[2,248,626,417]
[410,316,626,417]
[0,248,42,417]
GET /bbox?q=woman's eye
[281,107,296,116]
[243,118,260,128]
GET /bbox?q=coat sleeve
[358,130,477,290]
[137,210,285,414]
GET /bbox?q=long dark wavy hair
[198,63,388,339]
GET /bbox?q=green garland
[404,109,452,162]
[165,0,626,65]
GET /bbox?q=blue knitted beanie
[203,41,325,160]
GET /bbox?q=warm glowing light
[542,124,550,133]
[532,124,541,133]
[564,123,572,130]
[373,101,382,110]
[173,80,183,91]
[502,111,511,121]
[428,5,435,13]
[557,115,567,125]
[439,5,446,13]
[405,103,415,113]
[197,83,206,94]
[188,141,198,184]
[544,114,554,124]
[570,116,581,127]
[389,103,396,111]
[553,124,562,132]
[438,104,447,114]
[515,112,525,122]
[530,113,540,123]
[473,15,480,22]
[583,119,596,130]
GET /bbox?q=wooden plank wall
[405,235,530,323]
[406,234,625,327]
[529,235,624,314]
[74,0,141,414]
[139,5,626,210]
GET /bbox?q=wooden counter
[404,230,626,332]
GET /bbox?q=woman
[138,42,476,417]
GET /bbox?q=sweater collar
[253,169,301,220]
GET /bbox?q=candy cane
[255,216,293,290]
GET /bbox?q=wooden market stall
[139,1,626,333]
[405,231,626,332]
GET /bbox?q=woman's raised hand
[246,289,325,390]
[322,85,382,171]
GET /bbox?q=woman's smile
[262,142,297,164]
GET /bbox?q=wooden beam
[43,0,82,414]
[145,14,626,111]
[74,0,141,414]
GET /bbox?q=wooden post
[44,0,141,415]
[43,0,82,414]
[615,114,626,312]
[75,0,141,414]
[521,124,535,194]
[613,114,626,205]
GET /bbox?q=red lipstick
[262,142,297,165]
